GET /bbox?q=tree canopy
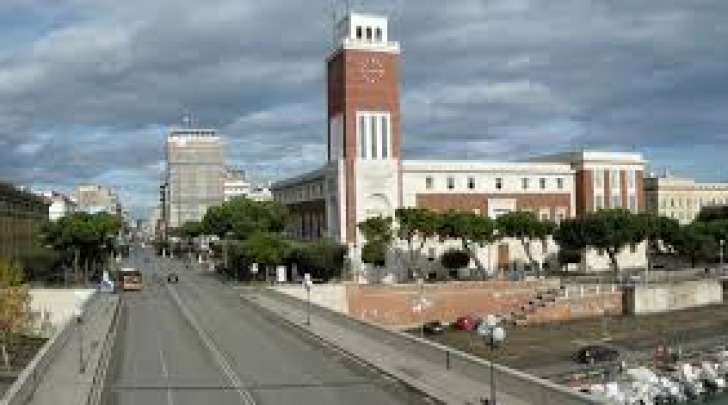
[0,259,30,368]
[202,197,289,239]
[496,210,556,276]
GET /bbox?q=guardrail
[86,296,122,405]
[261,288,605,405]
[0,293,100,405]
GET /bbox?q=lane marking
[166,282,256,405]
[158,347,175,405]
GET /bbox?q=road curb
[240,292,444,405]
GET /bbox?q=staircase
[505,286,565,326]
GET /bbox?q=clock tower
[326,12,401,244]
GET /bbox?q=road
[103,247,428,405]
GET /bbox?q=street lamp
[303,273,313,326]
[478,315,506,405]
[73,303,85,374]
[720,239,725,272]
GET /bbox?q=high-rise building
[165,128,224,228]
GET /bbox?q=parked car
[422,321,446,336]
[574,345,619,364]
[454,315,479,331]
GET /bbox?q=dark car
[167,273,179,284]
[454,315,479,331]
[575,345,619,364]
[422,321,446,336]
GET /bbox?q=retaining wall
[624,280,723,315]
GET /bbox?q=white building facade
[272,12,648,281]
[644,173,728,224]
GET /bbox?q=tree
[395,207,441,279]
[673,222,719,267]
[358,216,394,270]
[496,211,556,277]
[0,259,30,369]
[240,232,290,277]
[437,210,497,279]
[202,197,289,240]
[287,241,346,282]
[41,212,122,285]
[554,217,589,269]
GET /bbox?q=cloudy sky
[2,0,727,217]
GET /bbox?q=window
[594,171,603,188]
[630,244,637,254]
[358,115,367,158]
[611,170,620,188]
[495,178,503,190]
[425,176,434,189]
[539,178,546,190]
[370,115,378,158]
[670,198,675,208]
[556,178,564,189]
[447,177,455,190]
[596,195,604,209]
[375,28,382,41]
[629,195,637,212]
[628,170,635,188]
[521,178,529,190]
[612,195,621,208]
[381,116,389,158]
[366,27,372,41]
[467,177,475,189]
[356,26,362,39]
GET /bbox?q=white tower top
[334,12,399,52]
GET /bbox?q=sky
[2,0,727,218]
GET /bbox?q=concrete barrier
[0,292,98,405]
[86,296,122,405]
[262,288,603,405]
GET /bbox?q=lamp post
[478,315,506,405]
[720,239,725,272]
[73,304,85,374]
[304,273,312,326]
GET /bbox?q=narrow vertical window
[370,115,378,159]
[375,28,382,41]
[612,195,621,208]
[467,177,475,189]
[628,170,635,188]
[495,178,503,190]
[594,171,603,188]
[425,176,434,189]
[359,115,367,159]
[447,177,455,190]
[356,26,362,39]
[539,178,546,190]
[381,115,389,159]
[521,178,529,190]
[366,27,372,41]
[556,178,564,189]
[611,170,620,188]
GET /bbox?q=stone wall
[624,280,723,315]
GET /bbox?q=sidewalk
[245,290,529,405]
[28,294,118,405]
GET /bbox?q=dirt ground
[425,302,728,375]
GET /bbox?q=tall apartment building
[165,128,224,228]
[75,184,120,214]
[644,172,728,224]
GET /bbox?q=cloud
[1,0,726,217]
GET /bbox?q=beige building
[165,128,224,228]
[75,184,120,214]
[644,172,728,224]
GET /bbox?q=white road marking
[158,347,175,405]
[166,282,256,405]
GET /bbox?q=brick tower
[326,12,402,245]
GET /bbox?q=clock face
[360,56,385,84]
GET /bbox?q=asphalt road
[103,247,427,405]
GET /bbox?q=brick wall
[346,281,560,328]
[525,292,623,324]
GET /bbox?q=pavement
[27,293,118,405]
[103,247,429,405]
[244,289,530,405]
